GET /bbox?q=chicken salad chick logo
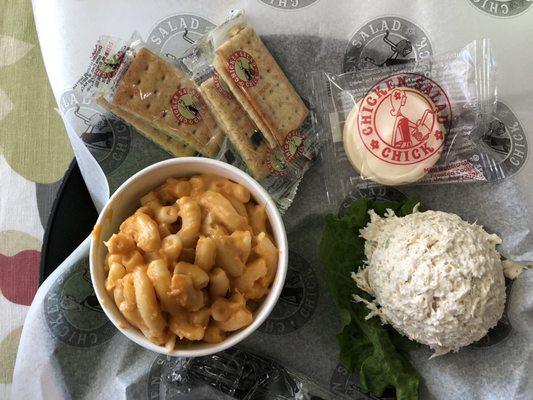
[282,131,306,161]
[344,17,433,72]
[258,0,320,10]
[228,51,260,88]
[263,146,284,176]
[339,187,407,217]
[258,251,318,334]
[95,49,125,79]
[357,74,450,166]
[482,101,528,177]
[59,90,131,174]
[170,87,204,125]
[147,14,216,59]
[213,70,233,100]
[467,0,533,16]
[44,258,115,347]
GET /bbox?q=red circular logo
[91,44,101,57]
[213,71,233,100]
[96,51,125,79]
[170,87,204,125]
[228,50,260,88]
[283,131,306,161]
[266,147,288,176]
[356,73,451,166]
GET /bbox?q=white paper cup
[89,158,288,357]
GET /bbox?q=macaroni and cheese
[103,174,279,349]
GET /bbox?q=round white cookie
[343,87,445,185]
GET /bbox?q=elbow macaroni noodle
[104,174,279,350]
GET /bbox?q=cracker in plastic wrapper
[200,73,270,180]
[177,10,321,213]
[215,26,309,146]
[95,96,196,157]
[111,47,223,157]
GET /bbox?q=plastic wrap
[311,40,500,205]
[74,12,320,212]
[74,35,223,158]
[178,11,321,211]
[152,347,351,400]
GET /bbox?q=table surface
[0,1,73,397]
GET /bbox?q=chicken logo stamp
[344,17,433,72]
[170,87,204,125]
[357,74,451,165]
[283,131,306,161]
[482,101,528,177]
[148,14,215,59]
[95,49,125,79]
[258,251,318,335]
[467,0,533,17]
[44,258,115,347]
[258,0,320,10]
[266,147,289,176]
[60,90,131,174]
[228,51,260,88]
[212,70,233,100]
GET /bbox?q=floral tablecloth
[0,0,72,398]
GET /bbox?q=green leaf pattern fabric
[0,1,71,398]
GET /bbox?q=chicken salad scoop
[352,208,514,357]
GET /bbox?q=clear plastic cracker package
[74,12,320,213]
[178,11,321,211]
[311,40,500,205]
[75,36,223,158]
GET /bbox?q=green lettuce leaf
[319,196,421,400]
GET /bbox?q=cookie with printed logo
[343,74,451,185]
